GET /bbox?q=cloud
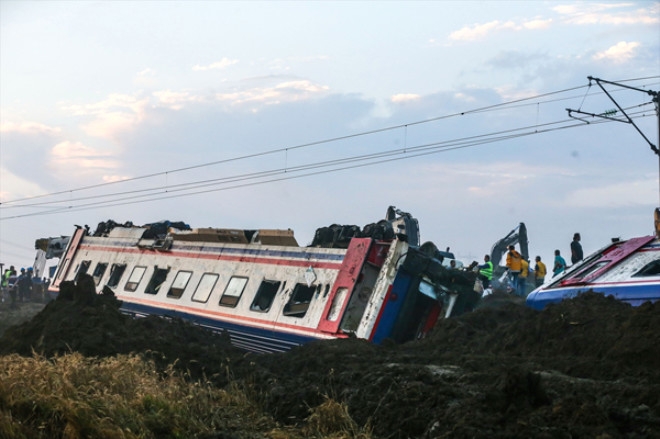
[391,94,421,103]
[449,20,518,42]
[553,3,659,25]
[593,41,640,62]
[137,68,156,77]
[447,3,657,44]
[193,58,239,71]
[61,78,331,140]
[102,175,132,183]
[153,90,204,110]
[214,79,329,105]
[522,18,553,30]
[81,110,146,140]
[62,94,149,140]
[0,167,44,200]
[0,121,61,135]
[50,140,120,175]
[133,68,158,87]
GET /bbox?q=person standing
[553,250,566,276]
[534,256,547,287]
[1,266,15,301]
[16,268,33,302]
[519,258,530,297]
[477,255,493,290]
[506,245,522,294]
[571,233,583,265]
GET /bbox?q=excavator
[488,223,529,293]
[490,222,528,267]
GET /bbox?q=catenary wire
[1,114,646,220]
[3,81,646,206]
[2,102,653,211]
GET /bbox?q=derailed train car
[526,209,660,311]
[46,207,479,353]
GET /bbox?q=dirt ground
[1,279,659,439]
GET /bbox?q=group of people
[472,232,584,298]
[1,265,48,307]
[552,233,584,276]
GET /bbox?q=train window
[124,266,147,292]
[283,283,315,318]
[145,267,170,295]
[191,273,219,303]
[168,271,193,299]
[106,264,127,288]
[572,261,609,279]
[75,260,91,280]
[633,260,660,277]
[250,280,281,312]
[92,263,108,286]
[219,276,248,307]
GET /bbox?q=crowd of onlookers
[465,232,584,298]
[1,265,51,308]
[499,232,583,297]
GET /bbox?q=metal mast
[567,76,659,204]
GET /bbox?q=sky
[1,0,659,274]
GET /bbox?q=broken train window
[75,260,91,281]
[633,259,660,277]
[106,263,127,288]
[283,283,319,318]
[250,280,281,312]
[92,263,108,286]
[145,267,170,295]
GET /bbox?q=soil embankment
[1,279,659,438]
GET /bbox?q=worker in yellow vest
[505,245,522,295]
[477,255,493,290]
[519,258,529,297]
[534,256,547,287]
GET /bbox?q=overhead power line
[2,112,652,220]
[0,77,657,220]
[0,82,606,206]
[2,102,652,213]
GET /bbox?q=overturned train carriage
[48,208,478,353]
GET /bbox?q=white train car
[48,208,476,353]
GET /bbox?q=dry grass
[0,353,270,438]
[0,353,370,439]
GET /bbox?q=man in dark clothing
[16,268,33,302]
[571,233,583,265]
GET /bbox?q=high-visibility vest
[521,259,529,278]
[506,250,522,271]
[479,261,493,280]
[1,271,10,287]
[535,261,547,279]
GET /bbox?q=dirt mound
[1,278,659,438]
[0,275,243,386]
[233,292,660,438]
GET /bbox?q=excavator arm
[490,223,528,267]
